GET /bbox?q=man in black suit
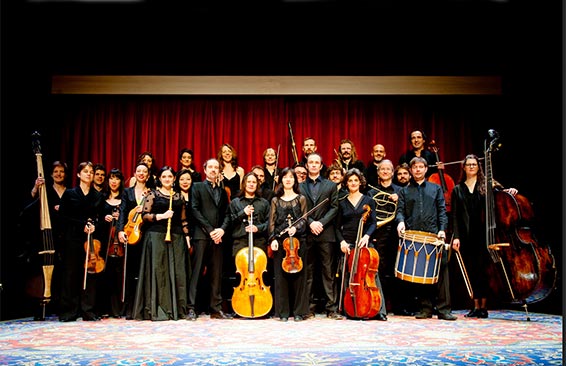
[300,153,343,320]
[189,158,232,320]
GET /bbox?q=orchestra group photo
[16,122,557,325]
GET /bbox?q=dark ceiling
[3,1,561,77]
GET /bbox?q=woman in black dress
[268,167,308,322]
[132,166,191,321]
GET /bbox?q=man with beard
[336,139,365,173]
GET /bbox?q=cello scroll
[428,139,455,212]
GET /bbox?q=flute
[165,188,173,242]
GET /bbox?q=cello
[428,140,455,212]
[342,205,381,319]
[232,213,273,318]
[484,130,556,316]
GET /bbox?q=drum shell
[395,230,444,284]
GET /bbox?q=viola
[231,213,273,318]
[106,206,124,258]
[342,205,381,319]
[428,140,455,212]
[282,214,303,274]
[83,220,105,285]
[123,191,148,245]
[484,130,556,314]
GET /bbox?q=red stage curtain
[56,95,495,183]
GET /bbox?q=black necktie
[212,183,220,205]
[311,179,319,202]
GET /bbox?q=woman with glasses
[450,154,517,319]
[293,164,308,184]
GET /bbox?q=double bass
[232,213,273,318]
[342,205,381,319]
[25,132,56,320]
[484,130,556,315]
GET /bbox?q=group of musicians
[22,129,504,322]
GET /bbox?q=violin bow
[278,197,329,236]
[288,121,299,165]
[273,144,280,190]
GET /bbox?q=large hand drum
[395,230,445,284]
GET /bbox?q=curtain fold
[56,95,496,183]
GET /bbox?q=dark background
[1,0,563,319]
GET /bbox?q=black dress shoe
[280,317,288,322]
[82,313,101,321]
[327,311,345,320]
[394,308,415,316]
[210,311,233,319]
[375,313,388,321]
[479,309,489,318]
[438,312,458,321]
[303,312,316,320]
[187,309,197,321]
[415,312,432,319]
[294,315,304,322]
[59,316,78,322]
[465,308,481,318]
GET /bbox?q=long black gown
[132,189,191,321]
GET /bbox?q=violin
[428,140,455,212]
[342,204,381,319]
[232,212,273,318]
[83,220,105,286]
[123,191,148,245]
[106,206,124,258]
[282,214,303,274]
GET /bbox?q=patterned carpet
[0,310,562,365]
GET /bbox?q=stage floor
[0,309,562,365]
